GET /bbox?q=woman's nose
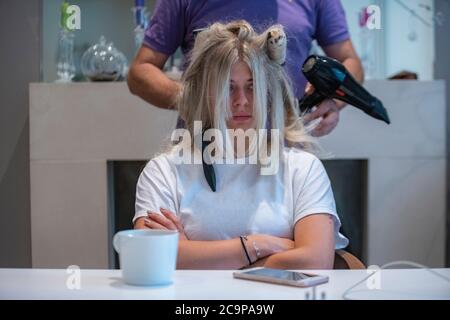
[232,87,248,109]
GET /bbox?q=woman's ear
[265,25,287,66]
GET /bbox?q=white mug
[113,229,179,286]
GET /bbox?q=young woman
[133,21,348,270]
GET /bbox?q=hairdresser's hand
[303,82,340,137]
[144,208,188,240]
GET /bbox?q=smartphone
[233,267,329,288]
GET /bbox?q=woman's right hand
[247,234,294,261]
[134,208,188,240]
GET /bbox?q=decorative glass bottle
[81,36,127,81]
[132,0,149,50]
[56,1,76,82]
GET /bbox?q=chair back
[334,250,365,269]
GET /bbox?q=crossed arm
[134,208,335,270]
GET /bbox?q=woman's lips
[232,115,253,123]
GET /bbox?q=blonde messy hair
[177,20,317,155]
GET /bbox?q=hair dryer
[299,55,390,124]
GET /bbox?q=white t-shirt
[134,147,348,249]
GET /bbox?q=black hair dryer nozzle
[299,55,390,124]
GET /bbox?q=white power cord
[342,261,450,300]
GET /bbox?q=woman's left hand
[145,208,188,240]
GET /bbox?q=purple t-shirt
[144,0,349,99]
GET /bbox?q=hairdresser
[127,0,364,137]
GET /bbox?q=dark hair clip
[202,128,216,192]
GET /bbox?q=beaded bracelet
[253,240,261,259]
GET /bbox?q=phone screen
[242,268,316,281]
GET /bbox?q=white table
[1,268,449,300]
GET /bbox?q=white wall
[342,0,435,80]
[341,0,383,79]
[384,0,435,80]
